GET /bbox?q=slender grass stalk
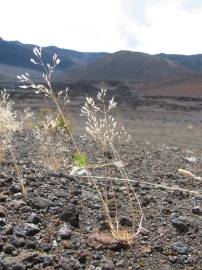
[18,48,143,245]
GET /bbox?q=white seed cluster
[81,89,130,147]
[0,89,21,134]
[17,47,69,103]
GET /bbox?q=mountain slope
[143,74,202,97]
[65,51,191,81]
[157,53,202,72]
[1,38,202,83]
[0,40,75,72]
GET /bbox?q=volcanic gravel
[0,127,201,270]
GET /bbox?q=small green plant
[73,151,88,168]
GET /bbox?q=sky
[1,0,202,54]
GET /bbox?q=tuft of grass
[80,88,143,245]
[0,89,29,197]
[73,151,88,168]
[18,47,143,246]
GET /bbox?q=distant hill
[0,38,107,81]
[0,38,202,89]
[142,74,202,97]
[65,51,191,81]
[157,53,202,72]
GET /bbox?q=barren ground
[0,93,202,270]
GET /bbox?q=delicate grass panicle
[18,47,76,171]
[81,89,143,245]
[18,47,143,246]
[0,89,32,197]
[0,89,21,135]
[81,89,131,148]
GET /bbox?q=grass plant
[0,89,28,197]
[18,47,143,246]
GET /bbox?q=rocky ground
[0,94,202,270]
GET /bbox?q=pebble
[12,236,26,247]
[170,215,192,232]
[59,258,81,270]
[58,223,72,239]
[171,241,189,254]
[60,204,80,228]
[120,216,133,227]
[27,212,41,224]
[0,218,6,227]
[192,206,202,216]
[31,197,53,209]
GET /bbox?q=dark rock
[142,195,154,206]
[0,238,4,251]
[0,218,6,227]
[24,223,40,236]
[38,242,52,251]
[59,258,81,270]
[12,236,26,247]
[31,197,53,209]
[120,216,133,227]
[170,215,192,232]
[13,223,39,237]
[26,241,36,249]
[154,245,164,252]
[38,255,54,267]
[171,241,189,254]
[78,250,88,264]
[27,213,41,224]
[60,204,79,228]
[192,206,202,216]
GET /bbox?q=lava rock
[171,241,189,254]
[38,242,52,251]
[120,216,133,227]
[31,197,53,209]
[60,204,79,228]
[192,206,202,216]
[58,224,72,239]
[0,218,6,227]
[170,215,192,232]
[142,195,154,207]
[24,223,40,236]
[59,258,81,270]
[27,213,41,224]
[13,223,39,237]
[12,236,26,248]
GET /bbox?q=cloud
[181,0,202,11]
[1,0,202,54]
